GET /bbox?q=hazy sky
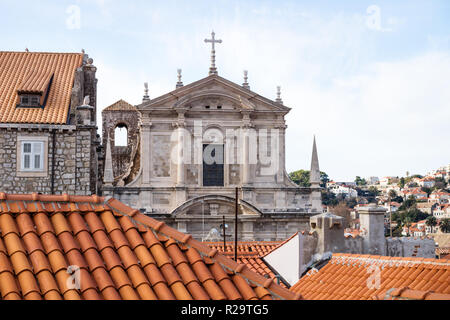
[1,0,449,181]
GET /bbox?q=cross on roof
[204,31,222,75]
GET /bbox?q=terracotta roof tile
[0,51,83,124]
[291,253,450,300]
[0,193,297,300]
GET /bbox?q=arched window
[114,124,128,147]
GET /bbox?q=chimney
[358,204,387,255]
[310,212,345,254]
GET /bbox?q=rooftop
[0,51,83,124]
[0,193,299,300]
[290,253,450,300]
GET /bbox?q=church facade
[102,33,322,241]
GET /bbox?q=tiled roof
[374,287,450,300]
[0,51,83,124]
[0,193,299,300]
[290,253,450,300]
[102,99,137,112]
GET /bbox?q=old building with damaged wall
[101,100,141,186]
[0,50,101,195]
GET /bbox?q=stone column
[176,110,187,187]
[275,120,286,184]
[141,115,152,185]
[241,111,252,186]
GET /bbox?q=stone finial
[142,82,150,102]
[310,135,320,187]
[81,48,85,54]
[242,70,250,90]
[276,86,283,104]
[25,48,29,52]
[176,68,184,88]
[103,135,114,186]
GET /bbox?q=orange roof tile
[0,193,299,300]
[204,241,286,287]
[0,51,83,124]
[374,287,450,300]
[290,253,450,300]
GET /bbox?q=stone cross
[204,31,222,75]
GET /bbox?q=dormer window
[19,94,41,107]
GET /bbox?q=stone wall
[386,237,436,258]
[0,126,96,195]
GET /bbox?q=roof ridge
[332,253,450,266]
[0,51,83,55]
[103,197,301,300]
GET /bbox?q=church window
[203,144,224,186]
[114,124,128,147]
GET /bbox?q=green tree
[388,189,397,199]
[355,176,367,186]
[289,170,310,187]
[440,219,450,233]
[421,187,432,197]
[289,170,329,188]
[398,177,406,188]
[368,186,380,197]
[426,216,437,229]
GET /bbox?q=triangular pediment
[137,74,290,114]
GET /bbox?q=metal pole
[235,187,238,262]
[389,196,392,237]
[222,215,226,252]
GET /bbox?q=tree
[426,216,437,230]
[355,176,367,186]
[330,202,351,228]
[388,189,397,199]
[440,219,450,233]
[289,170,310,187]
[289,170,329,188]
[398,177,406,188]
[421,187,432,197]
[368,186,380,197]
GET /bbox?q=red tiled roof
[290,253,450,300]
[204,241,282,285]
[0,193,299,300]
[0,51,83,124]
[374,287,450,300]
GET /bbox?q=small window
[205,105,210,109]
[19,94,40,107]
[217,105,222,109]
[21,141,44,171]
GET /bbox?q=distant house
[328,184,358,199]
[416,202,435,214]
[433,204,450,219]
[429,191,450,204]
[402,188,427,200]
[418,177,436,188]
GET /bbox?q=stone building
[0,50,101,195]
[102,33,322,241]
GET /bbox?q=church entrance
[202,144,224,186]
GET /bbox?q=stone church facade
[102,72,322,241]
